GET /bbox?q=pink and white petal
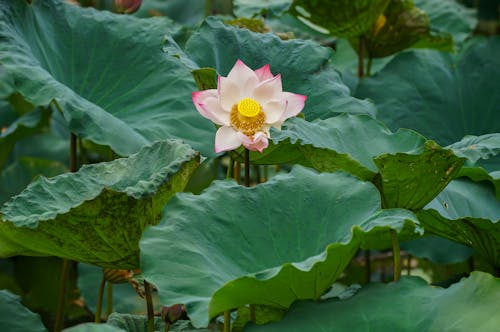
[218,76,241,110]
[226,59,259,94]
[192,89,217,116]
[254,64,274,82]
[252,74,283,105]
[280,92,307,122]
[198,96,230,126]
[262,99,286,124]
[242,132,269,153]
[215,126,243,153]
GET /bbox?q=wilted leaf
[0,140,200,269]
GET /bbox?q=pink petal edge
[252,74,283,105]
[255,64,274,82]
[242,132,269,153]
[192,90,217,118]
[281,92,307,121]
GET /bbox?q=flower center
[237,98,261,117]
[230,99,266,137]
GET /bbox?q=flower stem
[106,282,113,316]
[226,157,234,179]
[249,305,256,323]
[145,280,155,332]
[390,230,401,281]
[54,132,78,332]
[364,250,371,283]
[244,149,250,187]
[95,274,106,323]
[224,310,231,332]
[234,162,241,184]
[54,258,71,332]
[69,133,77,172]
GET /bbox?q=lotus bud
[114,0,142,14]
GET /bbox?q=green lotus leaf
[234,0,292,17]
[350,0,453,59]
[401,235,473,264]
[457,167,500,200]
[447,133,500,166]
[140,166,420,327]
[356,37,500,153]
[63,323,124,332]
[288,0,391,38]
[0,0,215,157]
[245,272,500,332]
[0,290,46,332]
[0,108,51,170]
[414,0,477,46]
[0,140,200,269]
[135,0,205,25]
[183,17,376,121]
[235,114,464,209]
[107,313,211,332]
[418,178,500,269]
[0,157,67,205]
[373,140,464,209]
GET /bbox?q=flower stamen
[230,102,266,137]
[237,98,261,117]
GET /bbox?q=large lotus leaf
[401,235,473,264]
[350,0,453,59]
[457,167,500,200]
[63,323,123,332]
[0,65,14,98]
[417,178,500,268]
[0,290,46,332]
[372,140,464,209]
[183,17,376,121]
[0,0,215,157]
[140,166,420,327]
[0,108,51,169]
[107,314,212,332]
[288,0,391,38]
[447,133,500,171]
[234,0,292,17]
[356,37,500,149]
[235,114,464,209]
[135,0,205,25]
[0,140,200,269]
[245,272,500,332]
[0,157,67,205]
[65,315,211,332]
[414,0,477,45]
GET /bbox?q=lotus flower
[192,60,307,153]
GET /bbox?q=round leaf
[0,290,46,332]
[239,114,464,209]
[140,166,420,327]
[418,178,500,268]
[0,0,215,157]
[356,37,500,148]
[0,140,200,269]
[288,0,391,38]
[246,272,500,332]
